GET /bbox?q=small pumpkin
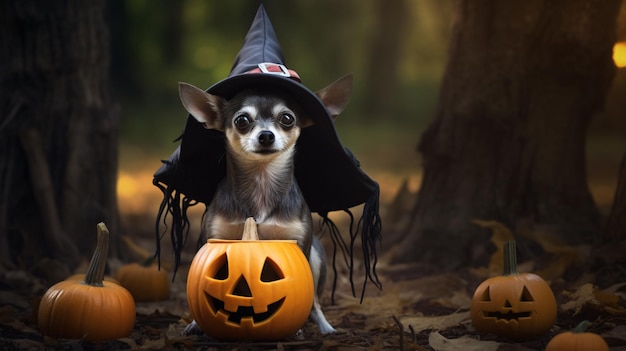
[471,240,557,340]
[187,217,315,340]
[115,257,170,302]
[546,320,609,351]
[38,223,136,341]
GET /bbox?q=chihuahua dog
[178,75,353,335]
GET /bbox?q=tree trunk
[395,0,621,268]
[605,150,626,242]
[0,0,118,270]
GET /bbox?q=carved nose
[258,131,275,146]
[232,276,252,297]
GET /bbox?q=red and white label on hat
[246,63,301,82]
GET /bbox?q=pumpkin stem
[242,217,259,241]
[573,320,592,333]
[503,240,519,276]
[83,222,110,286]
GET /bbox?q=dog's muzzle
[258,131,275,146]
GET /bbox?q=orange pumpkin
[546,321,609,351]
[38,223,136,341]
[471,240,556,340]
[186,218,314,340]
[115,259,170,302]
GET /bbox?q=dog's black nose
[258,131,275,146]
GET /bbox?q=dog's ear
[315,74,353,121]
[178,82,224,131]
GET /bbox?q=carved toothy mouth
[207,294,286,324]
[484,311,531,321]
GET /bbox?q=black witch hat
[153,4,382,299]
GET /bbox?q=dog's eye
[234,115,251,130]
[279,113,295,128]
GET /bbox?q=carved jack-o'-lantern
[471,241,557,340]
[186,218,314,340]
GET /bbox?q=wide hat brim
[155,71,379,214]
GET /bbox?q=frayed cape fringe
[153,177,382,303]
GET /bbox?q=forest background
[2,1,626,349]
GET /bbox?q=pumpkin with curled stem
[38,223,136,341]
[471,240,557,340]
[186,217,315,340]
[546,320,609,351]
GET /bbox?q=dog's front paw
[311,309,336,334]
[310,301,336,334]
[318,321,336,335]
[182,320,204,336]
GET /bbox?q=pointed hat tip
[228,1,285,76]
[255,3,268,18]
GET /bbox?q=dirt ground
[2,190,626,351]
[1,245,626,351]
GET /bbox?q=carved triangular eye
[261,257,284,282]
[480,286,491,301]
[232,275,252,297]
[212,253,229,280]
[520,286,534,301]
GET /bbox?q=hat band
[246,62,301,82]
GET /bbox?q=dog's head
[178,75,353,161]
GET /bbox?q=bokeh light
[614,41,626,68]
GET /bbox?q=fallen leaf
[593,288,620,309]
[401,311,470,334]
[602,282,626,299]
[534,252,583,281]
[472,220,515,276]
[560,283,626,316]
[560,283,597,314]
[428,331,500,351]
[518,226,588,281]
[431,290,472,310]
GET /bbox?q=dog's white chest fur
[243,150,294,221]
